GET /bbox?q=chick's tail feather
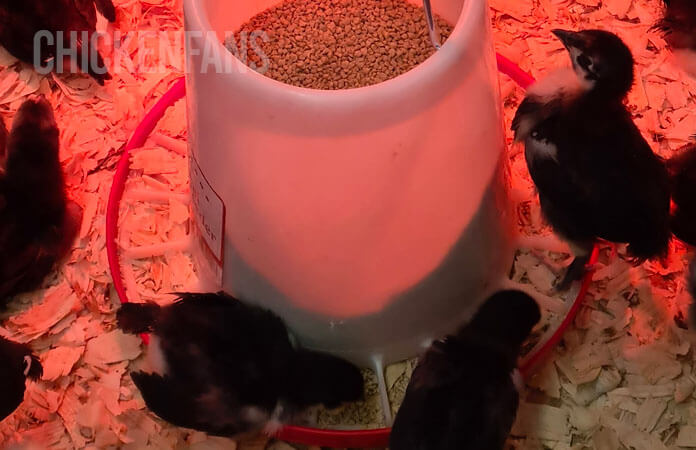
[117,302,160,334]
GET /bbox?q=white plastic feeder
[183,0,512,367]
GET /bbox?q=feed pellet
[225,0,454,90]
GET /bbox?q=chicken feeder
[183,0,513,369]
[106,0,558,445]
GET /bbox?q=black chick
[511,29,671,290]
[116,292,364,438]
[655,0,696,76]
[0,0,116,85]
[667,143,696,247]
[0,336,42,422]
[0,96,82,305]
[389,290,541,450]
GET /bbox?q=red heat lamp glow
[106,56,597,448]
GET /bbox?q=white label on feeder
[190,155,225,263]
[192,229,224,287]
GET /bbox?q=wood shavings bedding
[1,0,696,448]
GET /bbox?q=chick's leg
[555,240,594,292]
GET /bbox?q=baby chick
[512,29,671,290]
[389,290,541,450]
[117,292,364,438]
[0,96,82,305]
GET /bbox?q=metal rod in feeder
[422,0,442,50]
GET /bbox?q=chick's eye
[577,54,592,70]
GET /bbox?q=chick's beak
[552,29,583,49]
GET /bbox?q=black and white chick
[116,292,365,439]
[389,290,541,450]
[655,0,696,76]
[511,29,671,290]
[0,336,42,422]
[0,0,116,85]
[666,143,696,247]
[0,96,83,305]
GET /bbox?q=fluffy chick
[512,29,671,290]
[0,96,82,305]
[117,292,364,438]
[389,290,541,450]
